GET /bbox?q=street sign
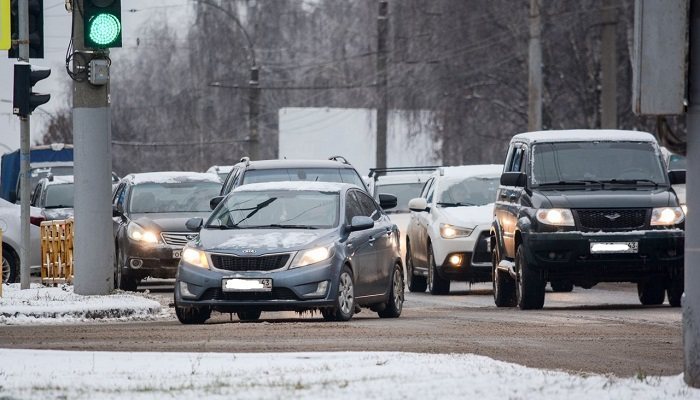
[0,0,9,51]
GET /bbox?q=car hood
[537,188,674,209]
[437,204,494,227]
[198,228,336,255]
[131,212,212,232]
[43,207,74,221]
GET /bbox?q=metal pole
[601,2,618,129]
[248,66,260,160]
[18,0,30,290]
[376,0,388,170]
[72,0,114,295]
[528,0,543,131]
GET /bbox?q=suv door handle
[369,237,376,245]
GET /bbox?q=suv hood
[438,204,494,227]
[131,212,211,232]
[537,188,674,209]
[198,228,336,255]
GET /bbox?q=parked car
[112,172,223,291]
[206,165,234,182]
[404,165,502,294]
[30,175,75,221]
[174,181,402,324]
[491,130,685,310]
[660,147,686,215]
[0,198,43,283]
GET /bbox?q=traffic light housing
[8,0,44,58]
[83,0,122,49]
[1,0,10,51]
[13,63,50,117]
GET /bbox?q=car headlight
[291,244,335,268]
[127,223,159,244]
[536,208,575,226]
[682,204,688,216]
[651,207,685,226]
[182,247,209,269]
[439,223,473,239]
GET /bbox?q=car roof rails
[328,155,351,165]
[368,166,442,179]
[239,156,251,166]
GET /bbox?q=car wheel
[427,246,450,295]
[237,310,262,321]
[378,264,404,318]
[515,244,545,310]
[116,252,139,292]
[492,247,516,307]
[406,241,427,292]
[638,280,665,306]
[175,304,211,324]
[323,266,355,322]
[550,281,574,293]
[2,246,19,284]
[667,275,683,307]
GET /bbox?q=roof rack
[239,156,251,166]
[328,155,351,165]
[368,166,441,179]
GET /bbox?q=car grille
[211,254,291,272]
[574,209,648,231]
[161,232,193,246]
[471,232,491,263]
[200,288,298,301]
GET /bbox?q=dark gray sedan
[174,181,403,323]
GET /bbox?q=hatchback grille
[211,254,291,271]
[574,209,648,231]
[161,232,192,246]
[200,288,298,301]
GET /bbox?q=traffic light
[1,0,10,51]
[13,63,50,117]
[83,0,122,49]
[8,0,44,58]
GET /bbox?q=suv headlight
[651,207,685,226]
[439,223,473,239]
[536,208,575,226]
[182,247,209,269]
[127,223,159,244]
[291,244,335,268]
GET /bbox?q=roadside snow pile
[0,284,163,325]
[0,350,696,400]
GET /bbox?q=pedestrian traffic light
[83,0,122,49]
[13,63,50,117]
[8,0,44,59]
[0,0,10,51]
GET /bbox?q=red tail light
[30,216,45,227]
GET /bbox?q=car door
[414,178,436,270]
[112,182,128,240]
[344,190,378,298]
[355,190,393,295]
[499,144,526,259]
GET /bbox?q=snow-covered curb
[0,284,164,325]
[0,350,696,399]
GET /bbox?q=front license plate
[222,278,273,292]
[172,249,182,259]
[590,241,638,254]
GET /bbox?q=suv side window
[112,182,126,206]
[221,167,239,195]
[426,180,437,203]
[339,169,368,190]
[420,178,434,198]
[345,191,365,224]
[509,146,524,172]
[355,191,381,221]
[30,183,41,207]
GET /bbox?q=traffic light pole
[71,0,114,295]
[18,0,30,290]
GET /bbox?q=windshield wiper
[44,205,72,209]
[600,179,659,187]
[247,224,320,230]
[230,197,277,227]
[537,180,603,186]
[437,201,475,207]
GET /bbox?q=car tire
[667,275,683,308]
[323,265,355,322]
[637,280,665,306]
[492,247,516,307]
[550,281,574,293]
[406,241,427,293]
[116,251,138,292]
[515,244,545,310]
[175,303,211,325]
[237,310,262,321]
[378,264,404,318]
[427,246,450,295]
[2,246,19,284]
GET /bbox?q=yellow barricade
[40,218,74,285]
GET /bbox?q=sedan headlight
[127,223,159,244]
[182,247,209,269]
[651,207,685,226]
[439,223,473,239]
[536,208,575,226]
[291,244,335,268]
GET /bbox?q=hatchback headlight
[651,207,685,226]
[439,223,473,239]
[292,244,335,268]
[127,223,159,244]
[182,247,209,269]
[536,208,575,226]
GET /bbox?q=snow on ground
[0,284,165,325]
[0,350,696,400]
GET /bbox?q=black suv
[491,130,685,310]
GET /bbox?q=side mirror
[669,169,686,185]
[408,197,429,212]
[186,217,203,232]
[210,196,224,210]
[348,215,374,232]
[500,172,527,188]
[378,193,397,210]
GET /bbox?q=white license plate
[172,249,182,259]
[590,241,638,254]
[222,278,273,292]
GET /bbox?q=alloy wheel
[338,272,354,315]
[2,257,10,283]
[393,267,404,310]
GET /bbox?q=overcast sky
[0,0,190,153]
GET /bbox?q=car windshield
[438,177,499,206]
[669,154,686,170]
[207,190,340,229]
[29,166,73,190]
[532,142,667,186]
[243,168,366,190]
[44,183,74,208]
[375,182,424,212]
[129,182,221,213]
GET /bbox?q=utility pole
[248,66,260,160]
[18,0,30,289]
[375,0,388,170]
[528,0,543,132]
[72,0,114,295]
[600,2,618,129]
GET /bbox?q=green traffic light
[88,13,121,47]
